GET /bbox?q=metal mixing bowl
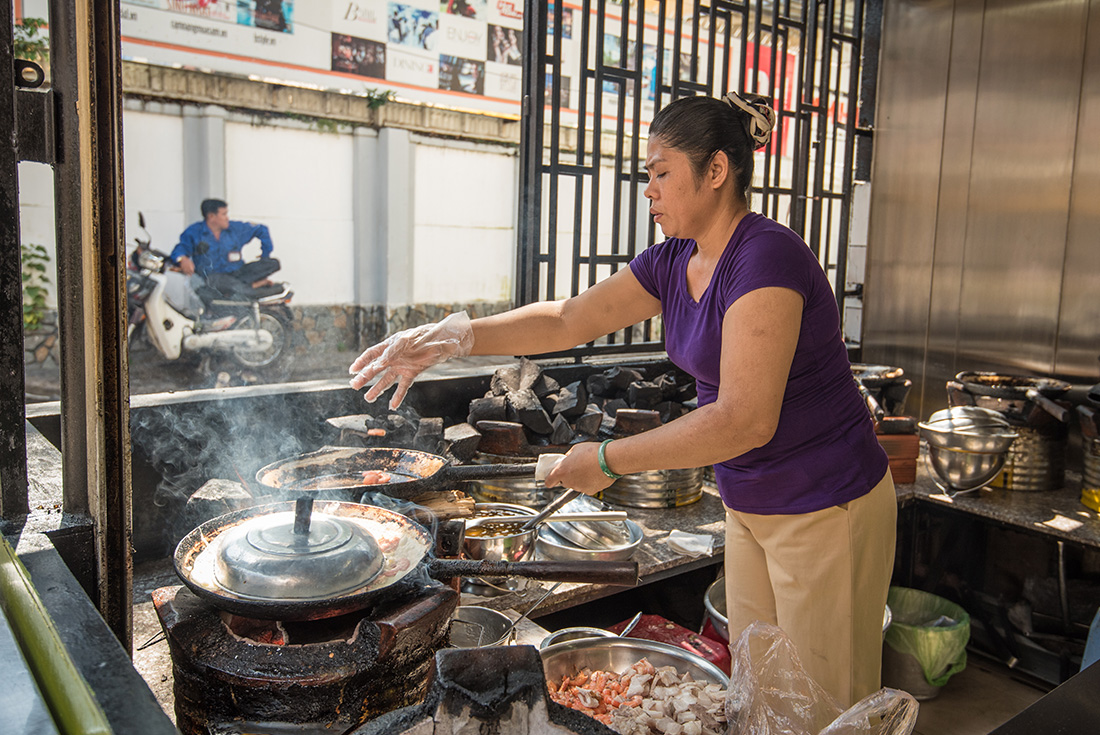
[919,407,1017,454]
[536,519,643,562]
[540,637,729,687]
[462,503,536,563]
[925,444,1010,490]
[539,626,618,649]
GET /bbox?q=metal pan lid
[547,495,633,551]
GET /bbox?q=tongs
[466,509,627,529]
[519,489,582,531]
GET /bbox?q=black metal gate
[519,0,879,357]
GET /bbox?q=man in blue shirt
[171,198,281,296]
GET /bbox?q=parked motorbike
[126,213,293,369]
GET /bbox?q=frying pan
[254,446,538,501]
[174,500,639,620]
[850,364,905,389]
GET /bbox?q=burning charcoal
[414,417,445,452]
[607,366,645,391]
[603,398,629,417]
[614,408,662,435]
[507,388,554,435]
[574,404,604,437]
[654,401,686,423]
[586,372,612,397]
[489,364,522,396]
[530,371,560,398]
[627,380,662,409]
[183,479,254,531]
[548,380,588,419]
[443,422,482,461]
[549,414,575,445]
[468,395,509,425]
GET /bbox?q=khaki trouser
[723,471,897,708]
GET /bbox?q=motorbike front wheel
[230,310,290,368]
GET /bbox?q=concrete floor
[130,557,1050,734]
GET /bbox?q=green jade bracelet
[598,439,623,480]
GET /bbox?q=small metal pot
[463,503,537,563]
[450,606,516,647]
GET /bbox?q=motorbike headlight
[137,250,165,271]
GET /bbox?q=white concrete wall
[16,103,525,311]
[225,121,357,305]
[412,140,517,304]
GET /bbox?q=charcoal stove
[947,372,1072,491]
[153,576,459,735]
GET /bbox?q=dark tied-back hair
[201,198,228,218]
[649,92,775,203]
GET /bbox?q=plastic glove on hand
[349,311,474,409]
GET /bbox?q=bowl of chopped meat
[541,637,728,733]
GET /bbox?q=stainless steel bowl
[541,637,729,687]
[920,407,1017,454]
[925,444,1009,490]
[463,503,537,563]
[704,576,892,642]
[539,626,618,649]
[536,519,643,562]
[450,605,516,647]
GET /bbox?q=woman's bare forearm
[469,301,579,356]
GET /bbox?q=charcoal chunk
[608,366,645,391]
[508,388,554,434]
[531,372,560,398]
[627,380,661,409]
[574,404,604,437]
[443,422,482,461]
[654,371,680,400]
[517,357,542,391]
[602,398,629,417]
[654,401,686,423]
[468,395,509,425]
[549,380,588,419]
[490,364,522,396]
[549,414,576,445]
[414,417,445,452]
[586,373,612,398]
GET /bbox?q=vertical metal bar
[835,0,865,315]
[0,0,30,519]
[49,0,133,651]
[518,0,548,304]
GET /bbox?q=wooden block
[889,457,917,484]
[877,433,919,459]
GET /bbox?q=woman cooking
[349,92,896,708]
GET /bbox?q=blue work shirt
[171,220,273,276]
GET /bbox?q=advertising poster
[439,55,485,95]
[237,1,295,33]
[388,2,439,52]
[331,33,386,79]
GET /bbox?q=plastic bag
[884,587,970,687]
[726,622,919,735]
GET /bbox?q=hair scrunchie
[723,92,776,151]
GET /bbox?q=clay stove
[153,575,459,735]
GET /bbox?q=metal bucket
[598,467,704,508]
[1083,436,1100,491]
[449,606,516,647]
[988,424,1066,491]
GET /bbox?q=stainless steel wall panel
[865,0,1097,419]
[925,0,985,411]
[1057,0,1100,379]
[863,0,955,412]
[956,0,1086,374]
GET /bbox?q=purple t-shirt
[630,212,888,514]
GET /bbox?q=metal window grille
[519,0,877,358]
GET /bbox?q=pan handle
[1025,388,1069,423]
[427,558,640,587]
[441,462,538,482]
